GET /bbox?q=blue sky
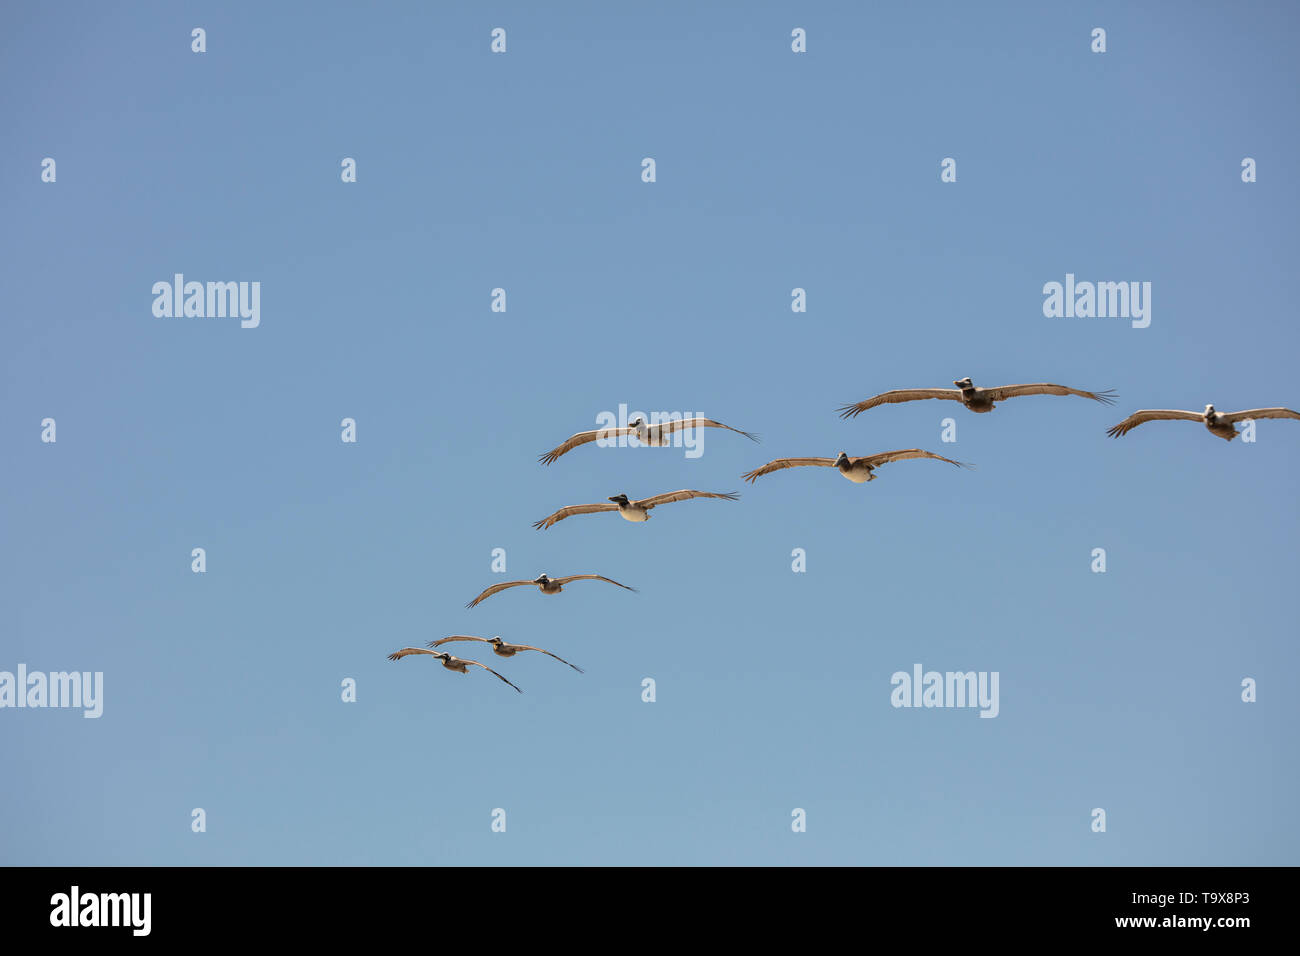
[2,1,1297,865]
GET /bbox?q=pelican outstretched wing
[1106,409,1202,438]
[461,659,523,693]
[466,580,535,608]
[1218,407,1300,424]
[636,489,740,509]
[539,426,636,465]
[533,501,619,530]
[856,449,974,469]
[427,635,488,648]
[551,574,637,592]
[837,388,961,419]
[510,644,585,674]
[983,383,1117,405]
[741,458,835,483]
[388,647,441,661]
[637,417,760,444]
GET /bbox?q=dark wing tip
[740,469,761,483]
[571,664,586,674]
[956,460,976,470]
[741,430,761,442]
[836,402,863,419]
[1105,423,1126,438]
[1093,389,1119,406]
[532,517,548,530]
[386,653,400,661]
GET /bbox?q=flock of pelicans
[388,376,1300,692]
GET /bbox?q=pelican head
[629,417,644,428]
[834,451,851,466]
[533,574,550,584]
[1204,404,1216,416]
[954,377,974,389]
[488,636,504,646]
[608,494,630,505]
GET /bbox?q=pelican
[428,635,584,673]
[533,489,739,530]
[838,378,1117,418]
[386,647,522,693]
[743,449,974,484]
[1106,404,1300,441]
[539,416,759,465]
[466,573,637,608]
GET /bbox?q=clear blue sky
[2,1,1297,865]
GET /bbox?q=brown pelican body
[610,494,651,522]
[955,379,998,413]
[1204,408,1239,441]
[836,453,879,482]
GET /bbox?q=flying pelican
[465,573,637,608]
[742,449,974,484]
[427,635,584,673]
[539,416,759,465]
[1106,404,1300,441]
[386,647,522,693]
[533,489,739,530]
[838,378,1117,418]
